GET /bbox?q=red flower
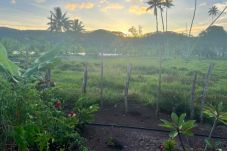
[68,111,76,117]
[55,100,62,109]
[159,144,164,151]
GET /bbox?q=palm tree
[208,6,219,22]
[70,19,85,32]
[189,0,197,37]
[146,0,162,32]
[158,5,165,32]
[47,7,71,32]
[162,0,174,31]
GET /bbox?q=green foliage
[0,78,91,151]
[23,46,62,78]
[160,113,196,151]
[163,139,177,151]
[75,96,99,128]
[160,113,196,138]
[204,102,227,125]
[205,139,222,151]
[0,43,21,83]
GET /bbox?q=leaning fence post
[190,72,197,119]
[100,52,104,107]
[200,64,214,122]
[124,64,132,113]
[82,64,88,94]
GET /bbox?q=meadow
[53,56,227,116]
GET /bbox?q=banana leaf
[0,43,21,77]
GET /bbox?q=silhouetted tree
[47,7,71,32]
[146,0,162,32]
[208,6,219,22]
[189,0,197,36]
[158,5,165,32]
[70,19,85,32]
[162,0,174,31]
[195,26,227,58]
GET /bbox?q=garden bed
[83,101,227,151]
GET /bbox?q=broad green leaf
[178,113,186,126]
[160,119,173,129]
[0,43,21,77]
[169,130,178,138]
[171,112,179,124]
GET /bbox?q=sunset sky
[0,0,226,35]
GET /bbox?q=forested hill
[0,26,226,57]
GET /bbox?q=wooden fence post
[124,64,132,113]
[82,64,88,94]
[100,52,104,107]
[200,64,214,122]
[190,72,197,119]
[156,50,163,116]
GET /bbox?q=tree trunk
[124,64,132,113]
[160,9,165,32]
[166,8,168,32]
[155,12,159,32]
[190,72,197,119]
[189,0,197,36]
[200,64,214,122]
[100,52,104,107]
[82,64,88,94]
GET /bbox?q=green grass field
[53,56,227,116]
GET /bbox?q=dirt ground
[83,102,227,151]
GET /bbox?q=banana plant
[203,102,227,151]
[160,112,197,151]
[22,46,62,79]
[0,43,21,82]
[0,42,62,84]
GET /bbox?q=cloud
[101,3,124,12]
[198,2,206,7]
[11,0,16,4]
[126,0,143,4]
[65,2,95,11]
[129,6,148,15]
[34,0,46,3]
[99,0,108,4]
[214,1,227,11]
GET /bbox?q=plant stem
[204,118,217,151]
[178,132,186,151]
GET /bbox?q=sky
[0,0,227,35]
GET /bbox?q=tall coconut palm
[146,0,162,32]
[189,0,197,37]
[208,6,219,22]
[70,19,85,32]
[158,5,165,32]
[47,7,71,32]
[162,0,174,31]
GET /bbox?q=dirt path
[83,102,227,151]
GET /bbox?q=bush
[0,78,90,151]
[159,89,189,114]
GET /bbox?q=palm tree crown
[47,7,71,32]
[162,0,174,8]
[70,19,85,32]
[208,6,219,19]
